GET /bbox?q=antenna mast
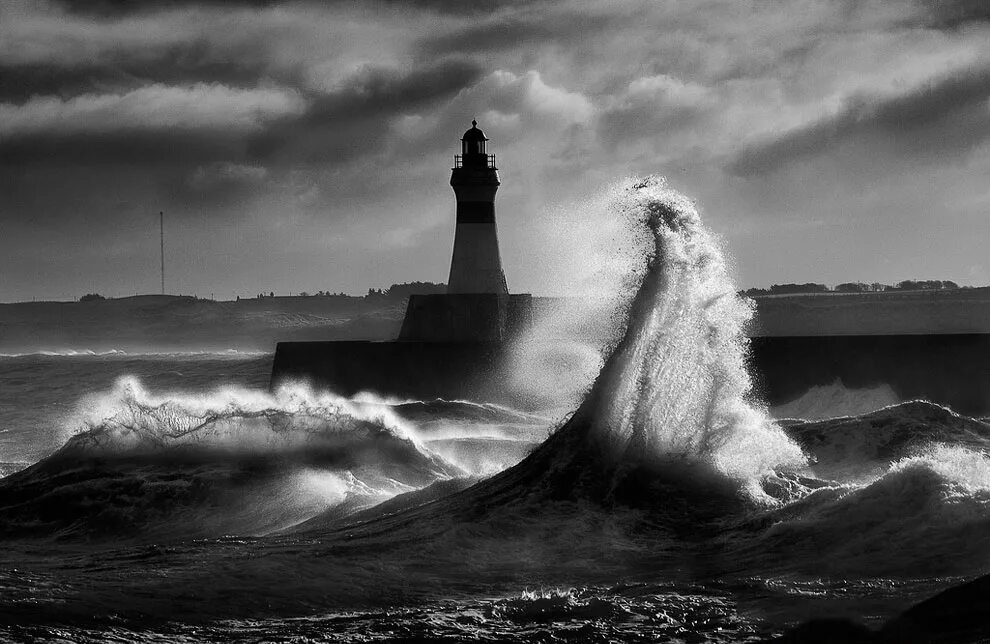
[160,211,165,295]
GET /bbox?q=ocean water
[2,177,989,642]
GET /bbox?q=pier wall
[271,334,990,416]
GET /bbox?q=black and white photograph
[1,1,990,642]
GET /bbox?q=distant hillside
[0,295,406,354]
[2,286,988,354]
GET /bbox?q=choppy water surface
[2,178,989,642]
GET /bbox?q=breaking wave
[0,378,463,539]
[59,376,429,453]
[784,400,990,479]
[584,178,805,492]
[738,441,990,577]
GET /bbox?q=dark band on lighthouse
[456,202,496,224]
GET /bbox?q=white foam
[60,376,425,452]
[891,444,990,492]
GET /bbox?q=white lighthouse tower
[398,120,531,342]
[447,120,508,295]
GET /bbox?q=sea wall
[271,341,508,402]
[271,334,990,416]
[398,294,533,342]
[748,334,990,415]
[751,287,990,336]
[4,288,988,354]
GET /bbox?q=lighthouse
[395,120,531,342]
[447,120,508,295]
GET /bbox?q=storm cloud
[2,0,989,301]
[729,66,990,176]
[922,0,990,27]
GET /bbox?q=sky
[1,0,989,302]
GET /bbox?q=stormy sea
[2,177,989,643]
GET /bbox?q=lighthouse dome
[462,119,488,141]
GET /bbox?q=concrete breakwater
[271,334,990,416]
[3,288,987,354]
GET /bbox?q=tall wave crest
[580,177,806,496]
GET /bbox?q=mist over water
[771,379,902,421]
[505,179,661,414]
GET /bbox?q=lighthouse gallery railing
[453,154,496,169]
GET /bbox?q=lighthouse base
[397,293,533,342]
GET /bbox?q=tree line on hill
[364,281,446,300]
[250,282,446,300]
[77,278,970,303]
[78,282,448,303]
[742,280,961,297]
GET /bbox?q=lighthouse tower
[447,120,508,295]
[397,120,530,342]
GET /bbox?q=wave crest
[891,444,990,493]
[0,379,463,540]
[61,376,426,455]
[583,177,805,496]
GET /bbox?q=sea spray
[505,186,651,414]
[580,177,805,496]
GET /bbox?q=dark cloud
[0,57,484,235]
[0,129,250,167]
[728,67,990,176]
[0,57,274,103]
[310,59,483,122]
[380,0,535,12]
[0,58,481,169]
[922,0,990,27]
[417,11,613,56]
[0,66,122,102]
[0,82,303,166]
[248,59,485,164]
[56,0,528,17]
[55,0,282,16]
[0,164,164,225]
